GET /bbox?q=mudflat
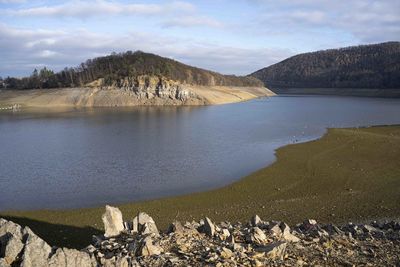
[2,125,399,248]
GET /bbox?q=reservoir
[1,95,400,210]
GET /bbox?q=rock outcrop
[98,76,197,103]
[1,207,400,266]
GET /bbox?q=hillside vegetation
[251,42,400,90]
[1,51,262,90]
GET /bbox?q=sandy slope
[0,86,274,109]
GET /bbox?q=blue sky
[1,0,399,77]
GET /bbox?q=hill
[250,42,400,96]
[2,51,262,90]
[0,51,272,108]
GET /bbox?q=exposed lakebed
[1,95,400,211]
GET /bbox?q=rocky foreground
[1,206,400,267]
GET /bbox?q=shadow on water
[2,216,101,249]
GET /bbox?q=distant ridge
[250,42,400,96]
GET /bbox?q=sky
[0,0,399,77]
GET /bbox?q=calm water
[1,95,400,211]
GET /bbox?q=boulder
[247,227,267,244]
[102,205,124,238]
[137,236,163,256]
[251,215,262,227]
[1,234,24,265]
[202,217,215,237]
[257,241,287,260]
[131,212,159,236]
[0,219,24,242]
[48,248,95,267]
[20,231,52,267]
[167,221,184,234]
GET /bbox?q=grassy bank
[2,126,400,248]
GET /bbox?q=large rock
[202,217,215,237]
[247,227,267,244]
[20,231,52,267]
[137,236,163,256]
[48,248,95,267]
[131,212,159,236]
[257,241,287,260]
[1,234,24,265]
[102,205,124,238]
[0,219,24,242]
[251,215,262,227]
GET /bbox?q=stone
[221,228,231,240]
[137,236,163,256]
[247,227,267,244]
[257,241,287,260]
[251,215,262,227]
[220,247,233,259]
[48,248,94,267]
[132,212,159,236]
[102,205,124,238]
[2,234,24,265]
[0,258,11,267]
[167,221,184,234]
[21,231,52,267]
[269,223,282,237]
[203,217,215,237]
[280,223,300,242]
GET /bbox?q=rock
[247,227,267,244]
[137,236,163,256]
[251,215,262,227]
[1,234,24,265]
[257,241,287,260]
[102,205,124,238]
[132,212,159,236]
[21,231,52,267]
[280,223,300,242]
[48,248,94,267]
[0,258,11,267]
[301,219,317,231]
[202,217,215,237]
[220,247,233,259]
[167,221,184,234]
[269,223,282,237]
[221,228,231,240]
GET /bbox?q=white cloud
[162,16,223,28]
[6,0,195,17]
[0,23,292,77]
[250,0,400,43]
[0,0,25,3]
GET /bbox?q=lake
[1,95,400,211]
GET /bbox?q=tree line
[251,42,400,89]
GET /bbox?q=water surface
[1,95,400,210]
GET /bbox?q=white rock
[203,217,215,237]
[102,205,124,238]
[21,231,52,267]
[48,248,94,267]
[132,212,159,236]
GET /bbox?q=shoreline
[1,125,399,248]
[0,86,275,109]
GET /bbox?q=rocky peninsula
[1,206,400,266]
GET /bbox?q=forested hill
[250,42,400,90]
[1,51,263,90]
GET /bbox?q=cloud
[6,0,195,17]
[162,16,223,28]
[0,0,25,3]
[0,23,292,77]
[250,0,400,43]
